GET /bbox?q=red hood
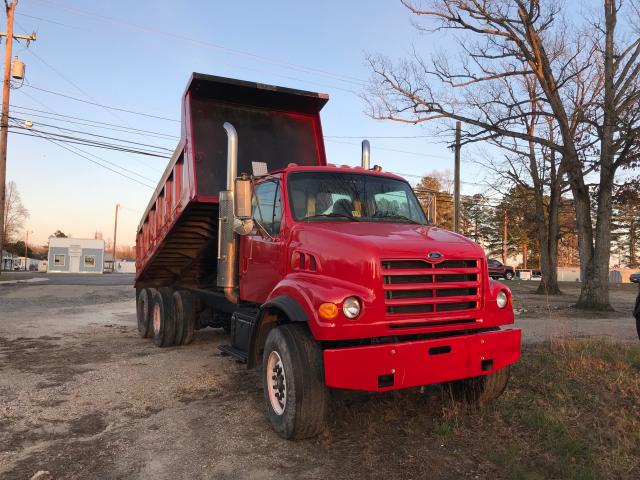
[291,222,484,260]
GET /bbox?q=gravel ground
[0,280,637,479]
[509,280,638,343]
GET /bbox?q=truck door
[240,179,284,303]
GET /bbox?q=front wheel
[443,366,511,406]
[504,271,515,280]
[262,324,328,439]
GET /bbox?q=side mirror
[233,173,254,236]
[234,174,252,220]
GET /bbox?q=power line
[16,12,85,30]
[30,0,367,87]
[9,116,173,152]
[324,138,456,161]
[16,87,161,173]
[11,119,154,188]
[12,103,456,160]
[9,119,160,181]
[325,134,443,139]
[388,170,488,188]
[24,84,180,122]
[15,14,156,132]
[9,128,172,158]
[11,104,179,139]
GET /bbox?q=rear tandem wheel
[136,288,153,338]
[151,287,176,347]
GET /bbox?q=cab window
[252,180,282,236]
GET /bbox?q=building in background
[1,250,18,271]
[103,253,114,272]
[47,237,105,274]
[103,253,136,273]
[114,259,136,273]
[16,256,41,271]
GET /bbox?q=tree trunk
[536,177,562,295]
[502,210,508,264]
[630,221,636,267]
[577,163,615,311]
[576,0,616,311]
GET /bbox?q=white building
[16,256,41,271]
[47,237,105,274]
[1,250,18,271]
[114,260,136,274]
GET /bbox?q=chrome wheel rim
[267,350,286,415]
[153,303,161,335]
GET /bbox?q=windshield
[287,171,428,224]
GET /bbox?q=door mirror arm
[252,217,275,241]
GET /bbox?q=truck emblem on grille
[427,252,443,261]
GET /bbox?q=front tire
[504,271,514,280]
[262,324,328,439]
[443,366,510,406]
[151,287,176,347]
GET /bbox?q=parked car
[631,272,640,283]
[487,259,515,280]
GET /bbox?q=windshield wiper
[302,213,359,222]
[373,213,424,224]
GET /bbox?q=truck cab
[135,74,521,440]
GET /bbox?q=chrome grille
[382,259,481,317]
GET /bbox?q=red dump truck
[135,73,521,439]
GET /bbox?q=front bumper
[323,328,521,391]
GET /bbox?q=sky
[6,0,491,247]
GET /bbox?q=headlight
[496,290,508,309]
[342,297,361,319]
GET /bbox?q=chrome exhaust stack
[361,139,370,169]
[217,122,239,303]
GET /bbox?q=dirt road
[0,280,637,479]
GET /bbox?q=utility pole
[112,203,119,272]
[453,121,461,233]
[23,228,27,270]
[0,1,35,276]
[502,210,508,264]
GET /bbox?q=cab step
[218,344,248,363]
[217,308,259,364]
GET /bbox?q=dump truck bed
[135,73,328,288]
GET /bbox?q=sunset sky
[7,0,500,248]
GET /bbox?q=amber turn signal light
[318,303,338,319]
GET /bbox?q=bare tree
[365,0,640,310]
[477,74,568,294]
[415,170,455,228]
[612,178,640,267]
[3,181,28,246]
